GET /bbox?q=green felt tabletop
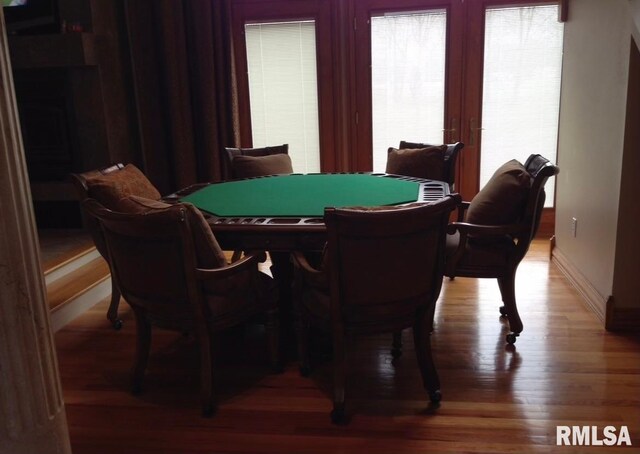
[180,174,420,217]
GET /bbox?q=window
[480,5,563,206]
[371,10,447,172]
[234,0,564,217]
[245,21,321,173]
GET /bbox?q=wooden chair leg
[292,269,311,376]
[270,252,294,347]
[295,314,311,377]
[131,309,151,395]
[231,250,242,262]
[413,313,441,403]
[266,308,282,373]
[391,330,403,359]
[200,330,215,417]
[107,278,123,330]
[497,272,523,344]
[497,278,508,317]
[331,329,347,424]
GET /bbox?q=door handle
[469,118,483,146]
[442,117,458,142]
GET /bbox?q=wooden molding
[0,11,72,452]
[559,0,569,22]
[50,277,112,333]
[551,246,606,324]
[605,296,640,331]
[8,33,97,69]
[536,207,555,239]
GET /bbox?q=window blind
[245,21,321,173]
[371,11,446,173]
[480,5,564,206]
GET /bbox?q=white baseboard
[45,248,100,286]
[50,277,111,332]
[551,246,607,324]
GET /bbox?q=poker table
[175,173,449,252]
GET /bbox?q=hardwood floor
[54,240,640,453]
[38,228,93,273]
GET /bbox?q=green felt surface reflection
[180,174,420,217]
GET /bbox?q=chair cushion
[466,159,531,226]
[111,197,227,269]
[86,164,161,211]
[183,204,227,269]
[116,195,172,214]
[232,154,293,179]
[386,146,447,180]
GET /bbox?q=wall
[611,35,640,312]
[8,0,139,228]
[631,0,640,45]
[554,0,630,317]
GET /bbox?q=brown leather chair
[223,144,292,180]
[222,145,297,340]
[292,195,460,423]
[83,199,279,416]
[386,142,464,356]
[445,154,559,344]
[70,163,162,329]
[388,141,464,189]
[222,144,294,265]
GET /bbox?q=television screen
[3,0,57,34]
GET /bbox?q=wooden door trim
[352,0,465,172]
[459,0,561,202]
[231,0,337,171]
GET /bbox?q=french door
[232,0,564,208]
[464,1,563,205]
[353,0,465,175]
[354,0,564,203]
[231,0,336,173]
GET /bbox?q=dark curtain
[125,0,235,193]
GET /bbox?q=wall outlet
[571,217,577,237]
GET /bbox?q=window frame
[231,0,337,171]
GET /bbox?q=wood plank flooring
[38,229,93,273]
[54,241,640,453]
[47,257,110,311]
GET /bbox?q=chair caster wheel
[330,406,346,425]
[299,365,311,377]
[429,389,442,403]
[111,318,123,330]
[506,333,518,345]
[499,306,507,317]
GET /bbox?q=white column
[0,10,71,454]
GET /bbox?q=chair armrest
[445,221,529,276]
[291,251,320,273]
[447,221,529,237]
[456,201,471,222]
[292,251,327,289]
[195,252,260,282]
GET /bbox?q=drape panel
[125,0,235,193]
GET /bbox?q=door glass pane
[371,10,446,173]
[245,21,320,173]
[480,5,563,206]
